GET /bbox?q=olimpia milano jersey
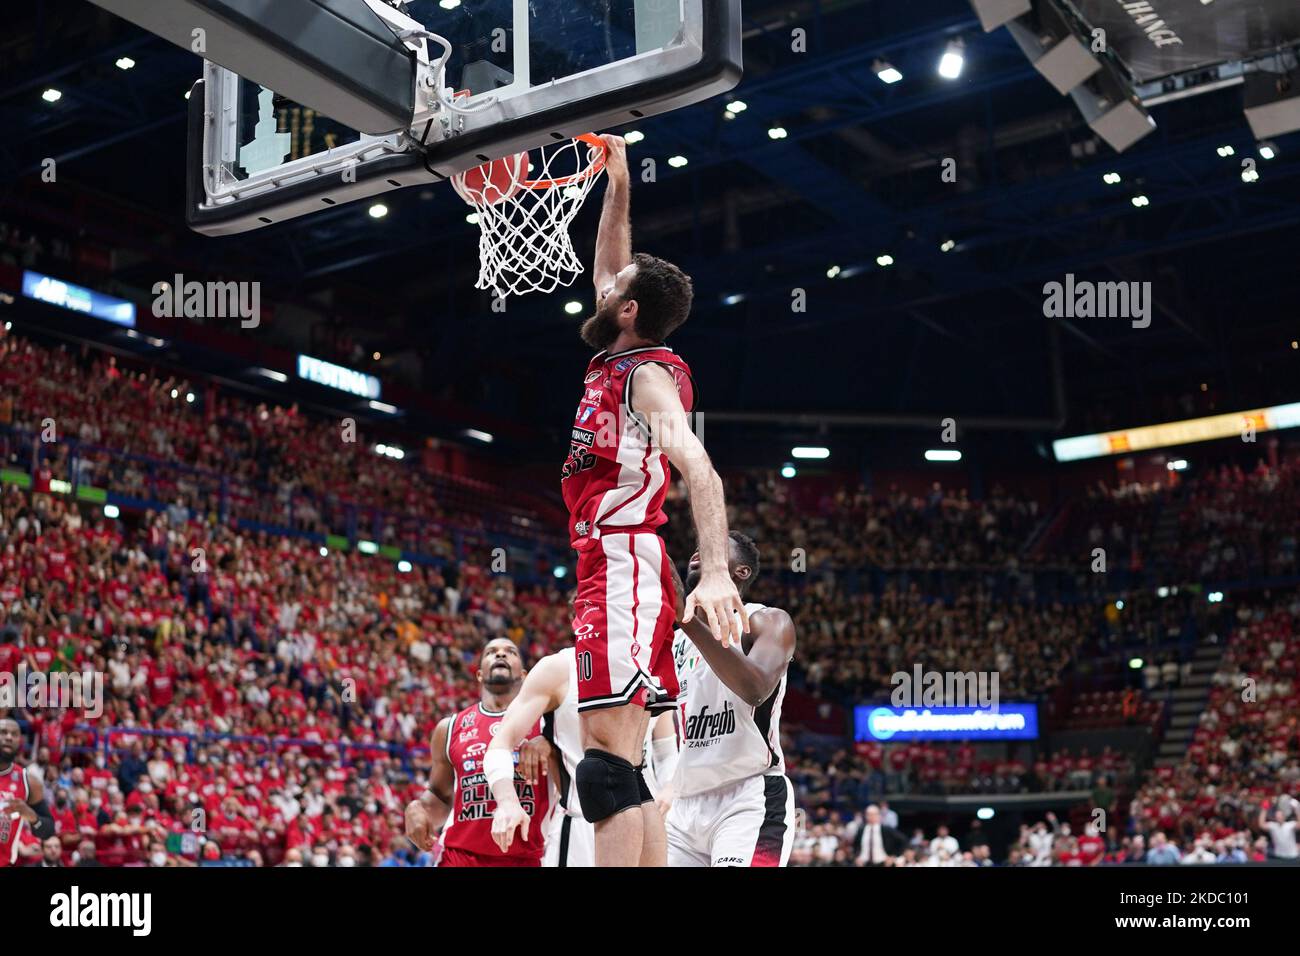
[671,603,789,798]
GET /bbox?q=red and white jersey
[562,346,695,549]
[0,763,32,867]
[442,703,548,862]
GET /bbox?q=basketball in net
[452,134,608,299]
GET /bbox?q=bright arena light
[723,293,745,305]
[937,39,964,80]
[925,449,962,462]
[780,464,797,479]
[319,547,329,557]
[398,560,413,573]
[767,127,788,140]
[465,213,480,225]
[553,566,568,579]
[369,203,388,219]
[1167,459,1188,471]
[976,807,995,821]
[1129,657,1143,669]
[1131,194,1150,207]
[1208,591,1225,603]
[1103,172,1122,185]
[104,505,120,519]
[116,57,136,71]
[623,130,645,144]
[42,88,62,103]
[564,301,584,315]
[1242,166,1260,184]
[725,100,747,113]
[940,239,955,252]
[1259,142,1277,160]
[667,155,688,168]
[1216,145,1235,157]
[791,446,829,460]
[826,264,842,278]
[464,428,494,443]
[873,60,903,84]
[876,254,894,267]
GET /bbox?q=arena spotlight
[925,449,962,462]
[103,504,121,519]
[937,39,965,80]
[723,293,745,305]
[876,254,894,267]
[940,239,956,252]
[42,88,62,103]
[1242,165,1260,184]
[465,213,480,225]
[368,400,399,414]
[667,155,688,167]
[368,203,388,219]
[1115,600,1125,610]
[186,392,195,403]
[791,446,829,459]
[826,264,842,278]
[1208,591,1225,603]
[1167,459,1188,471]
[767,127,788,140]
[398,560,413,573]
[1131,194,1150,207]
[319,547,329,557]
[976,807,995,821]
[1258,142,1277,160]
[564,300,583,315]
[1128,657,1143,669]
[623,130,645,144]
[553,566,568,579]
[725,99,747,114]
[115,56,136,70]
[780,464,797,479]
[358,541,379,555]
[1102,171,1122,184]
[968,0,1030,33]
[1216,145,1235,157]
[464,428,494,443]
[873,60,903,84]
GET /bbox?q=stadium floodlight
[1258,141,1277,160]
[553,566,568,579]
[1208,591,1224,603]
[464,428,494,443]
[873,60,903,84]
[925,447,967,463]
[781,464,797,479]
[358,540,379,555]
[398,560,413,573]
[624,130,645,144]
[976,807,995,820]
[564,300,583,315]
[1128,657,1143,669]
[791,446,829,459]
[104,505,121,519]
[938,39,965,80]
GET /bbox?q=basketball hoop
[453,133,608,299]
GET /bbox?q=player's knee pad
[635,764,653,803]
[575,749,641,823]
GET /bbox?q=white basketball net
[453,137,607,299]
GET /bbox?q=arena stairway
[1153,637,1225,768]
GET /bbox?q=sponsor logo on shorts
[716,856,745,865]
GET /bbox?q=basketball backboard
[168,0,741,236]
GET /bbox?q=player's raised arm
[679,607,797,707]
[592,135,631,297]
[486,653,570,852]
[405,717,454,851]
[631,362,747,646]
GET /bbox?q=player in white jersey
[485,649,678,866]
[663,531,798,867]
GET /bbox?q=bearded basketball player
[561,134,747,867]
[403,639,551,866]
[0,718,56,867]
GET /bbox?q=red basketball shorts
[572,531,679,714]
[439,847,541,868]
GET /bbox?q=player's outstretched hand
[404,800,434,852]
[518,737,551,786]
[655,783,674,820]
[599,134,628,183]
[682,572,749,647]
[491,799,530,854]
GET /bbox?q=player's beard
[483,662,516,691]
[580,298,622,350]
[0,745,15,764]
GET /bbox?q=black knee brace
[575,749,642,823]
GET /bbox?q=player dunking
[403,639,551,867]
[0,718,56,867]
[561,135,747,866]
